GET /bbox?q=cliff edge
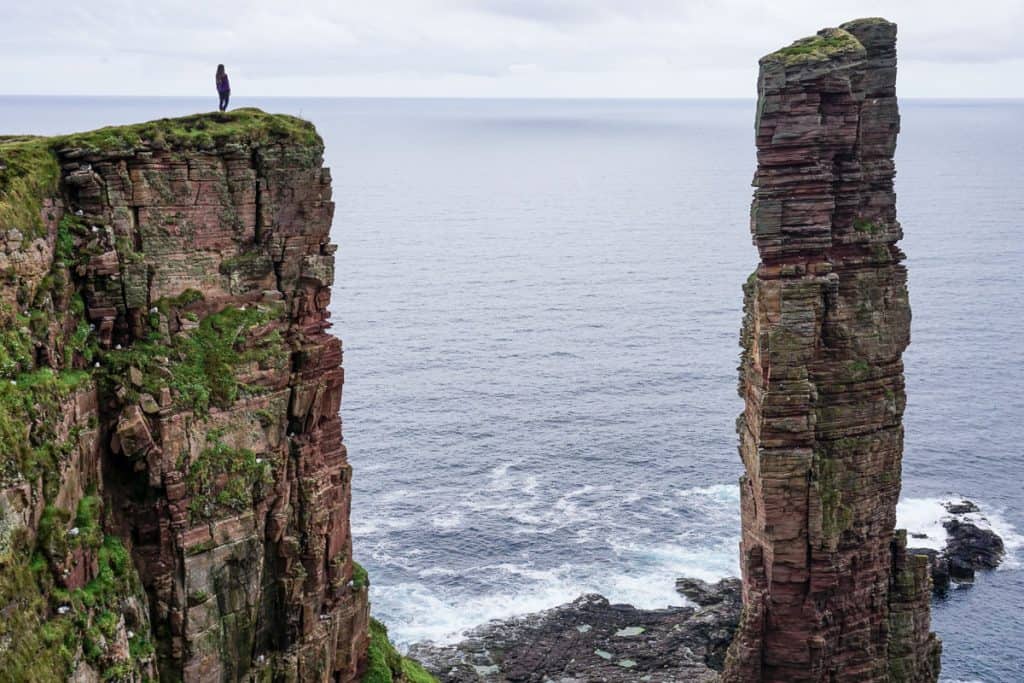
[0,110,371,681]
[723,19,941,682]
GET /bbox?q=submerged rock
[409,577,741,682]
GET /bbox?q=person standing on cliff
[216,64,231,112]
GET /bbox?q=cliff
[0,110,374,681]
[723,19,941,682]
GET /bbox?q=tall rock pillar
[723,19,941,682]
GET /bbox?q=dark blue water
[2,96,1021,682]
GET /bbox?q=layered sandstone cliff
[0,110,371,681]
[723,19,941,682]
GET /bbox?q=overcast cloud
[1,0,1021,98]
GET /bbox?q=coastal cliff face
[0,111,369,681]
[723,19,941,682]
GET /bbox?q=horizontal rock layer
[722,19,941,682]
[0,110,369,681]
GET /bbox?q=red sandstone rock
[0,112,369,681]
[722,19,940,682]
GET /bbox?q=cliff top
[761,17,894,67]
[761,27,865,66]
[1,108,320,155]
[0,108,320,237]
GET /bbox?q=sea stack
[723,19,941,682]
[0,111,368,680]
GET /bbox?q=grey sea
[2,96,1021,682]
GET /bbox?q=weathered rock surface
[0,111,369,681]
[722,18,941,682]
[409,577,741,682]
[909,500,1006,591]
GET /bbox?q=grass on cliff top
[51,108,322,153]
[1,109,318,237]
[0,135,60,238]
[763,28,864,65]
[363,618,438,683]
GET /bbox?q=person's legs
[218,93,227,111]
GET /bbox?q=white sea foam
[896,497,950,550]
[897,496,1023,568]
[374,482,745,647]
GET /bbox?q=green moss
[2,109,318,247]
[128,631,155,659]
[0,314,35,378]
[853,218,882,235]
[363,618,438,683]
[184,539,217,557]
[75,494,104,549]
[101,661,135,682]
[55,214,90,265]
[765,28,863,65]
[185,435,274,523]
[0,136,61,240]
[67,316,99,365]
[219,249,273,278]
[352,561,370,590]
[0,532,144,681]
[0,367,92,487]
[52,109,321,154]
[104,303,284,414]
[845,359,871,382]
[812,451,853,544]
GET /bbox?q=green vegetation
[0,108,332,680]
[853,218,882,235]
[0,310,35,378]
[184,432,274,523]
[2,108,318,244]
[0,136,61,240]
[104,303,286,414]
[0,529,147,681]
[766,29,863,65]
[812,451,853,544]
[75,494,105,549]
[363,618,438,683]
[52,108,321,153]
[0,368,92,490]
[352,561,370,590]
[846,359,871,381]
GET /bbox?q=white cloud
[0,0,1021,97]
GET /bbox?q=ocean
[1,96,1021,682]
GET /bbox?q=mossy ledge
[362,619,438,683]
[0,110,380,680]
[761,26,864,65]
[51,108,321,154]
[1,109,321,244]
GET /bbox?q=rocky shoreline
[411,499,1007,682]
[409,578,741,682]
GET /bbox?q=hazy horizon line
[2,94,1022,102]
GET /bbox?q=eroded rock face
[0,111,368,681]
[722,19,941,682]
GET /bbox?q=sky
[2,0,1022,98]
